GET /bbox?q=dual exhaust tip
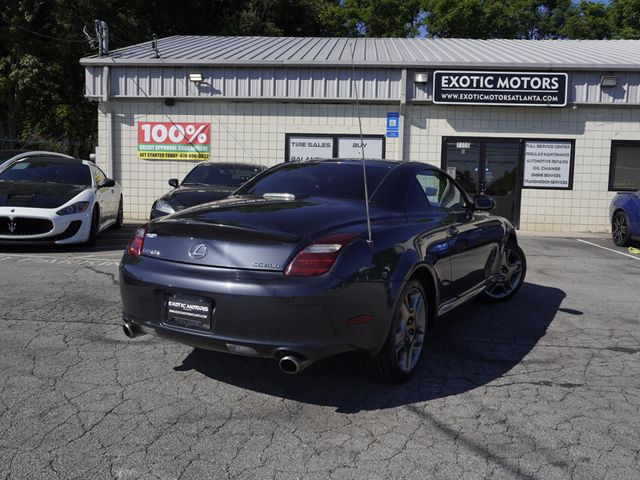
[278,355,312,375]
[123,321,145,339]
[122,322,311,375]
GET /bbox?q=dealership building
[80,37,640,231]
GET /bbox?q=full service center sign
[433,71,568,107]
[137,122,210,160]
[523,141,573,189]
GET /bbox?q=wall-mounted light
[414,72,429,84]
[600,76,617,88]
[188,73,203,84]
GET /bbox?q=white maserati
[0,152,123,245]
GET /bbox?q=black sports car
[150,162,264,219]
[121,160,526,383]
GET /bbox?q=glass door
[484,142,519,221]
[442,138,521,225]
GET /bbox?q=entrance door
[443,138,520,225]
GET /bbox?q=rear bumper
[120,255,395,362]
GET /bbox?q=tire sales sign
[432,71,568,107]
[137,122,210,160]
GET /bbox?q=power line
[0,19,89,44]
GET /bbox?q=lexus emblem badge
[189,243,207,259]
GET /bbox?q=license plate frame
[165,293,213,330]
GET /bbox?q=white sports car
[0,152,123,245]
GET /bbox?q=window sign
[523,141,573,189]
[433,71,568,107]
[337,136,384,159]
[287,136,334,162]
[285,134,385,161]
[137,122,210,160]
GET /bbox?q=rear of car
[121,161,397,363]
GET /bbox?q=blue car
[610,191,640,246]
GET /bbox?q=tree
[423,0,574,39]
[609,0,640,39]
[342,0,424,37]
[561,1,612,39]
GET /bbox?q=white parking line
[576,239,640,261]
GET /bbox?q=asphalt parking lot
[0,227,639,479]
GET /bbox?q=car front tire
[115,196,124,228]
[364,279,429,383]
[86,206,100,246]
[483,241,526,302]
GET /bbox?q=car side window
[90,165,106,186]
[415,170,467,211]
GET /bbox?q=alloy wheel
[612,212,628,246]
[485,247,524,300]
[394,286,427,373]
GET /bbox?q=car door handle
[447,226,459,237]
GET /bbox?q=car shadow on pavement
[176,282,566,412]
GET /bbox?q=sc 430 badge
[253,262,281,269]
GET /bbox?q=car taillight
[284,233,358,276]
[127,225,147,257]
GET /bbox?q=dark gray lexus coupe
[120,160,526,383]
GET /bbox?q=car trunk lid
[142,195,373,271]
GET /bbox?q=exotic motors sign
[433,71,568,107]
[137,122,210,160]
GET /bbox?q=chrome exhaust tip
[278,355,312,375]
[122,321,145,339]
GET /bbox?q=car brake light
[284,233,358,276]
[127,225,147,257]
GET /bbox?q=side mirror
[102,178,116,188]
[473,194,495,211]
[168,178,179,188]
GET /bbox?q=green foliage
[609,0,640,39]
[561,1,612,39]
[342,0,423,37]
[423,0,574,39]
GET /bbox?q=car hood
[0,181,87,208]
[161,185,235,210]
[144,195,396,270]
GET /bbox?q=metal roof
[80,36,640,70]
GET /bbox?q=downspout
[102,65,114,178]
[398,68,407,162]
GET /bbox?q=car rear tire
[86,206,100,246]
[364,279,429,383]
[483,241,526,302]
[115,197,124,228]
[612,211,631,247]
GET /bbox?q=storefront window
[610,141,640,191]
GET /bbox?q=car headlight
[56,201,90,216]
[154,199,175,214]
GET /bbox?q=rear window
[0,158,91,186]
[183,164,263,187]
[236,162,391,199]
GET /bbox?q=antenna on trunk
[349,39,373,245]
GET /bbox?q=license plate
[166,293,212,329]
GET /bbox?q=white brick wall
[403,104,640,233]
[95,99,640,232]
